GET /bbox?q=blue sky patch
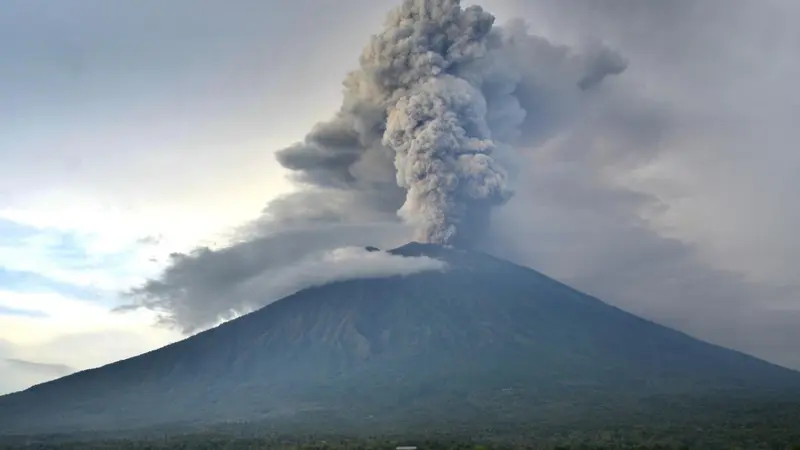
[0,267,105,300]
[0,305,48,318]
[0,219,41,243]
[0,218,147,309]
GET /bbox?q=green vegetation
[2,422,800,450]
[2,397,799,450]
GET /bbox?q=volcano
[1,243,798,436]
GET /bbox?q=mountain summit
[1,243,798,435]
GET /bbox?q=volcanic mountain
[1,243,799,436]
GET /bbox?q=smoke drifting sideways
[276,0,627,247]
[125,0,627,332]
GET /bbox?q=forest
[3,421,800,450]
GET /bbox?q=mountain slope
[1,243,798,435]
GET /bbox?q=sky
[0,0,798,394]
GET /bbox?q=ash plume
[276,0,625,247]
[127,0,628,331]
[114,0,800,372]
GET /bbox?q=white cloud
[0,185,288,294]
[0,232,148,292]
[239,246,447,305]
[0,189,241,256]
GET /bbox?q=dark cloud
[124,0,799,370]
[272,0,625,246]
[122,219,412,332]
[125,0,628,331]
[124,241,443,333]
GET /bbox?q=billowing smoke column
[128,0,628,331]
[277,0,626,247]
[377,2,514,245]
[385,75,510,245]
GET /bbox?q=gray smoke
[113,0,800,370]
[126,0,627,332]
[276,0,626,246]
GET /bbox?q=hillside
[1,243,798,436]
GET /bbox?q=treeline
[2,441,800,450]
[3,400,800,450]
[2,429,800,450]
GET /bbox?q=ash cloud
[480,0,800,369]
[125,0,800,371]
[126,245,445,333]
[125,0,626,332]
[275,0,625,246]
[577,45,628,91]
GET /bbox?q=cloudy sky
[1,0,798,394]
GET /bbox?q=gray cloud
[486,144,800,368]
[125,244,444,333]
[481,0,800,368]
[577,45,628,91]
[122,187,414,332]
[122,214,412,332]
[274,0,625,246]
[126,0,628,332]
[119,0,799,369]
